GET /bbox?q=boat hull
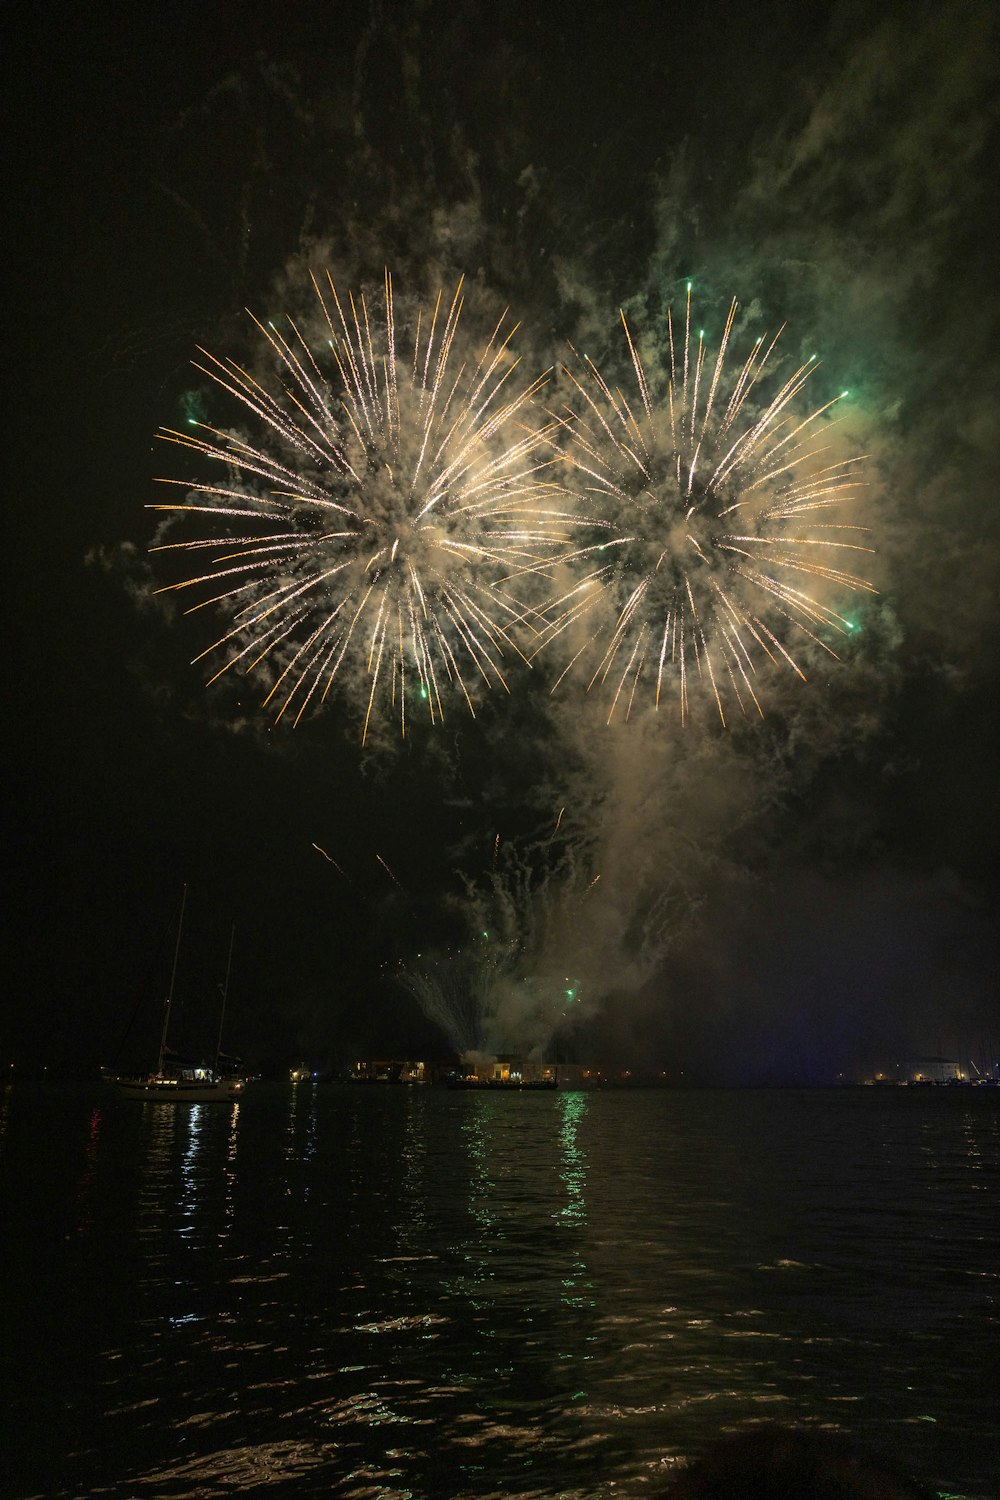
[110,1076,246,1103]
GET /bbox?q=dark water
[2,1083,998,1499]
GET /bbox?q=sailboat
[106,887,248,1103]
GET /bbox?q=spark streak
[375,853,402,888]
[311,842,347,877]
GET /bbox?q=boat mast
[214,923,235,1075]
[157,883,187,1076]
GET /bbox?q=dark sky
[6,0,998,1082]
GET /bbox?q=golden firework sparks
[150,271,570,743]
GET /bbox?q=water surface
[2,1083,997,1497]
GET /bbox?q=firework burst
[396,939,515,1058]
[394,811,596,1060]
[150,272,567,742]
[535,287,876,724]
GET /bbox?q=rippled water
[2,1082,997,1498]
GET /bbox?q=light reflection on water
[1,1084,998,1498]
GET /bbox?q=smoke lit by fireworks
[397,937,584,1062]
[150,272,568,742]
[396,940,512,1058]
[396,819,597,1059]
[535,287,876,723]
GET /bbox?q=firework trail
[535,287,876,724]
[398,935,586,1061]
[311,842,348,878]
[150,272,568,743]
[396,938,518,1058]
[398,815,597,1059]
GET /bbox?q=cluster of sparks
[535,285,876,723]
[151,275,875,736]
[394,819,595,1057]
[397,939,582,1060]
[150,272,566,743]
[396,943,511,1057]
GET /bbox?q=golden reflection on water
[399,1086,430,1251]
[0,1081,14,1149]
[71,1104,104,1235]
[221,1100,240,1243]
[137,1101,182,1240]
[286,1076,319,1182]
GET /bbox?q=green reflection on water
[558,1092,594,1313]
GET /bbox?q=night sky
[6,0,998,1083]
